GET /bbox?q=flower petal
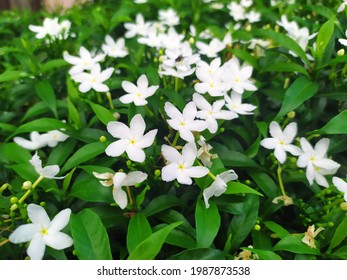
[315,138,330,158]
[162,164,178,182]
[333,177,347,194]
[182,142,198,167]
[112,186,128,209]
[283,122,297,143]
[125,145,146,163]
[179,128,195,142]
[105,140,127,157]
[9,224,38,244]
[137,129,157,148]
[137,74,148,90]
[49,208,71,233]
[130,114,146,138]
[184,166,209,178]
[41,165,60,178]
[27,204,50,227]
[123,171,148,186]
[274,147,287,164]
[260,138,278,150]
[27,236,46,260]
[269,121,283,139]
[44,232,73,250]
[161,145,182,163]
[107,121,131,139]
[164,102,182,120]
[122,80,138,94]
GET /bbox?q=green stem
[175,77,180,92]
[145,105,155,118]
[12,176,43,211]
[105,92,114,109]
[126,186,133,206]
[171,131,180,147]
[96,91,102,103]
[277,166,286,197]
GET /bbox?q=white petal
[314,172,329,187]
[27,236,46,260]
[300,138,313,154]
[9,224,38,243]
[107,121,130,138]
[269,121,283,139]
[306,164,315,185]
[161,145,182,163]
[164,102,182,120]
[184,166,209,178]
[315,138,330,158]
[333,177,347,193]
[105,140,127,157]
[137,129,157,148]
[93,83,109,92]
[130,114,146,138]
[92,172,114,180]
[44,232,73,250]
[112,186,128,209]
[29,153,43,175]
[284,145,303,156]
[119,93,135,104]
[219,170,238,183]
[100,67,114,81]
[41,165,60,178]
[297,154,309,168]
[112,172,127,188]
[123,171,148,186]
[314,158,340,170]
[27,204,50,227]
[137,74,148,89]
[193,93,211,111]
[283,122,297,143]
[260,138,278,150]
[274,147,287,164]
[183,102,197,120]
[179,128,195,142]
[162,164,179,182]
[182,142,198,167]
[177,172,193,185]
[49,209,71,233]
[122,80,138,94]
[13,137,37,150]
[79,82,92,93]
[189,120,207,132]
[125,146,145,163]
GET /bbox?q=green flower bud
[10,204,18,211]
[126,160,132,167]
[154,169,161,177]
[287,111,296,119]
[23,181,32,190]
[10,197,18,204]
[328,222,334,227]
[340,202,347,211]
[99,136,107,143]
[337,49,345,56]
[40,202,46,207]
[189,37,195,45]
[253,224,261,231]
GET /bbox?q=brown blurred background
[0,0,92,11]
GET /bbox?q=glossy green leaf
[67,98,82,130]
[61,142,109,173]
[264,221,290,239]
[169,248,229,260]
[127,222,182,260]
[70,208,112,260]
[35,80,58,117]
[312,110,347,135]
[153,224,196,249]
[328,215,347,252]
[248,171,278,198]
[87,100,115,126]
[331,245,347,259]
[142,194,185,217]
[240,247,282,260]
[127,213,152,254]
[304,5,335,19]
[261,62,309,77]
[273,234,320,255]
[0,70,26,82]
[71,178,113,203]
[41,59,68,72]
[275,76,319,120]
[225,182,263,196]
[315,17,335,61]
[195,199,220,248]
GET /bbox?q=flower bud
[253,224,261,231]
[112,112,120,120]
[10,197,18,204]
[340,202,347,211]
[189,37,195,45]
[23,181,32,190]
[99,136,107,143]
[246,25,252,32]
[10,204,18,211]
[328,222,334,227]
[40,201,46,207]
[287,111,296,119]
[337,49,345,56]
[154,169,161,177]
[126,160,132,167]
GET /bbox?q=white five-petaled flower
[224,92,257,116]
[63,46,105,75]
[260,121,302,164]
[29,17,71,40]
[193,93,237,133]
[93,171,147,209]
[203,170,238,208]
[102,35,128,58]
[105,114,157,163]
[164,101,207,143]
[161,142,209,185]
[9,204,73,260]
[30,152,65,179]
[124,13,151,38]
[159,8,180,26]
[196,38,226,58]
[72,63,114,93]
[332,176,347,202]
[297,138,341,187]
[120,74,159,106]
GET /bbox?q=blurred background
[0,0,92,11]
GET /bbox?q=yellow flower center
[91,78,97,83]
[179,121,185,127]
[129,138,136,145]
[41,228,48,236]
[310,156,315,162]
[178,164,185,170]
[279,140,285,145]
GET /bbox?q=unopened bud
[126,160,132,167]
[10,197,18,204]
[328,222,334,227]
[287,111,296,119]
[112,112,120,120]
[246,25,252,32]
[189,37,195,45]
[253,224,261,231]
[159,55,165,62]
[154,169,161,177]
[337,49,345,56]
[10,204,18,211]
[23,181,32,190]
[40,201,46,207]
[99,136,107,143]
[340,202,347,211]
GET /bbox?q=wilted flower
[161,142,209,185]
[9,204,73,260]
[302,225,324,249]
[235,245,259,260]
[197,136,218,167]
[105,114,157,163]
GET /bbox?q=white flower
[224,92,257,116]
[338,30,347,46]
[221,57,257,94]
[297,138,341,187]
[227,2,246,21]
[9,204,73,260]
[105,114,157,163]
[302,225,324,249]
[161,142,209,185]
[124,14,151,38]
[120,74,159,106]
[197,136,218,167]
[240,0,253,7]
[332,176,347,202]
[134,0,147,3]
[94,171,147,209]
[102,35,128,58]
[260,121,302,164]
[164,101,207,142]
[193,93,237,133]
[338,0,347,12]
[64,46,105,75]
[29,152,65,179]
[72,63,114,93]
[196,38,225,58]
[29,18,71,40]
[159,8,180,26]
[203,170,238,208]
[14,132,48,150]
[246,10,261,23]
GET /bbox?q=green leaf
[254,29,309,65]
[304,5,336,19]
[261,62,309,77]
[127,222,182,260]
[169,248,229,260]
[63,167,76,193]
[35,80,58,117]
[263,221,290,239]
[70,178,113,203]
[67,98,82,130]
[153,224,196,249]
[3,143,32,164]
[0,70,27,83]
[7,118,70,140]
[312,110,347,135]
[273,234,320,255]
[225,182,263,196]
[275,76,319,120]
[87,100,115,126]
[195,200,220,248]
[61,142,109,173]
[328,215,347,252]
[248,171,278,197]
[127,214,152,254]
[242,247,282,260]
[70,208,112,260]
[229,195,259,250]
[315,17,335,62]
[142,194,185,217]
[40,59,68,72]
[331,245,347,259]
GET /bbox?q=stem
[96,91,102,103]
[174,77,180,92]
[12,176,43,211]
[277,166,286,197]
[145,105,155,118]
[171,131,180,147]
[126,186,133,206]
[105,92,114,109]
[0,239,10,247]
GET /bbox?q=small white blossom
[102,35,128,58]
[297,138,341,187]
[332,176,347,202]
[164,101,207,143]
[9,204,73,260]
[105,114,157,163]
[203,170,238,208]
[29,18,71,40]
[120,74,159,106]
[161,142,209,185]
[224,92,257,116]
[72,63,114,93]
[338,0,347,12]
[196,38,225,58]
[260,121,302,164]
[159,8,180,26]
[227,2,246,21]
[29,152,65,179]
[338,30,347,46]
[124,14,151,38]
